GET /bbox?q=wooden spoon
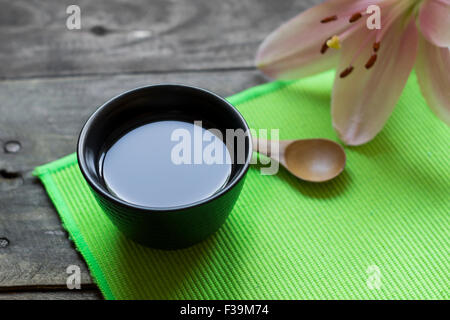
[253,137,346,182]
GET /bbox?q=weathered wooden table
[0,0,319,299]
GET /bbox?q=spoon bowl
[284,139,346,182]
[254,137,346,182]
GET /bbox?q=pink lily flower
[256,0,450,145]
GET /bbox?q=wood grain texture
[0,0,322,298]
[0,0,320,79]
[0,69,265,288]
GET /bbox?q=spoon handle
[252,137,277,158]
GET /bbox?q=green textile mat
[33,71,449,300]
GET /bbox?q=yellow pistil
[326,35,341,50]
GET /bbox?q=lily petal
[255,0,383,79]
[419,0,450,48]
[332,18,418,145]
[416,36,450,124]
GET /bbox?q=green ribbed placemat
[33,71,449,300]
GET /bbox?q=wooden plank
[0,69,265,287]
[0,0,320,79]
[0,289,102,300]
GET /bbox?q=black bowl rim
[77,83,252,213]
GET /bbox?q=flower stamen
[349,13,362,23]
[321,41,329,54]
[340,66,354,78]
[321,15,338,23]
[365,54,378,69]
[326,35,341,50]
[373,42,380,52]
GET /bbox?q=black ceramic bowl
[77,84,252,249]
